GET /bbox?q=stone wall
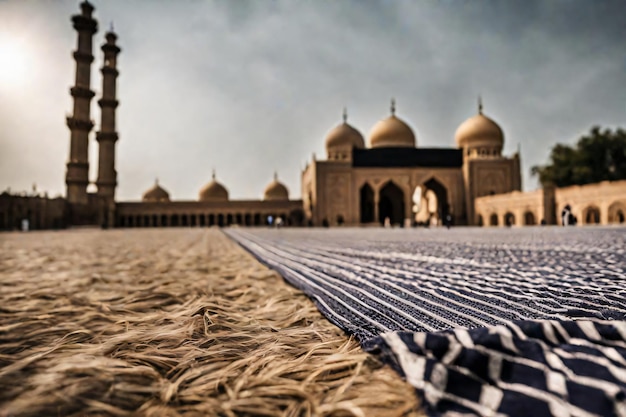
[475,189,548,226]
[0,193,67,230]
[474,180,626,226]
[555,181,626,225]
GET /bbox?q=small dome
[455,101,504,149]
[325,109,365,152]
[199,172,229,201]
[142,180,170,202]
[263,173,289,201]
[368,100,416,148]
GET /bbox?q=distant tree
[531,126,626,187]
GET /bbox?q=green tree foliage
[531,126,626,187]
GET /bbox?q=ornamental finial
[391,98,396,116]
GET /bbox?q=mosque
[118,94,521,229]
[1,2,624,231]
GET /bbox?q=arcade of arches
[117,212,293,228]
[475,181,626,227]
[356,177,453,227]
[115,200,304,229]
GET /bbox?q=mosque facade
[303,102,521,227]
[0,2,624,231]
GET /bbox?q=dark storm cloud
[0,0,624,199]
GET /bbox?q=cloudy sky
[0,0,624,201]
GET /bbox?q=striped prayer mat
[226,227,626,416]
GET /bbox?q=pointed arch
[378,181,405,225]
[423,177,450,224]
[523,211,536,226]
[359,183,375,223]
[608,201,626,224]
[583,205,600,225]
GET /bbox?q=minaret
[96,27,121,202]
[66,1,98,205]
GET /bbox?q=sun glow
[0,35,32,89]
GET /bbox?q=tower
[65,1,97,205]
[96,28,121,202]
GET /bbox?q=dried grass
[0,229,421,417]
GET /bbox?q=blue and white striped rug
[226,227,626,417]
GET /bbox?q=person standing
[561,204,572,226]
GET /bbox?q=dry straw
[0,229,421,416]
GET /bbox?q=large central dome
[368,100,416,148]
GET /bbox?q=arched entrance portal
[378,181,404,226]
[360,183,375,223]
[608,202,626,224]
[584,206,600,224]
[423,178,449,225]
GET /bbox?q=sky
[0,0,625,201]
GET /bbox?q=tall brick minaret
[66,1,97,205]
[96,28,121,202]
